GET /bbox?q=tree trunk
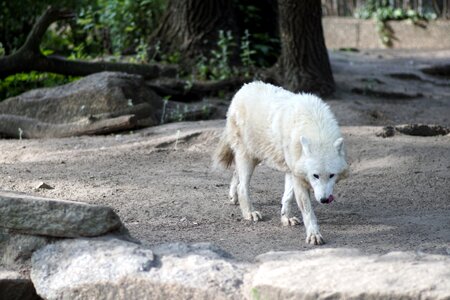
[277,0,335,96]
[150,0,237,63]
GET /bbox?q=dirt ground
[1,50,449,261]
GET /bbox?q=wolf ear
[300,136,311,156]
[334,138,344,156]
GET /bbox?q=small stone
[35,182,54,190]
[376,126,395,138]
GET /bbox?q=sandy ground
[0,50,449,261]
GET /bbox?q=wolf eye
[313,174,319,179]
[330,174,335,178]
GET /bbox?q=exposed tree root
[0,7,176,80]
[146,77,248,102]
[421,64,450,78]
[377,124,450,138]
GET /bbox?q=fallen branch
[146,77,248,102]
[0,7,176,80]
[0,114,137,138]
[420,64,450,78]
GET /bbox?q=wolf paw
[306,233,325,245]
[245,211,262,221]
[229,195,238,205]
[281,216,300,226]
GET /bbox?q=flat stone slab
[31,239,245,300]
[244,248,450,300]
[29,240,450,300]
[0,190,122,237]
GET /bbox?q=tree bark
[0,7,176,80]
[150,0,237,63]
[277,0,335,96]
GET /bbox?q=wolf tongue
[327,195,335,203]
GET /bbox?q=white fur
[215,81,348,245]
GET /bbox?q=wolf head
[297,136,348,204]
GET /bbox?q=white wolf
[213,81,348,245]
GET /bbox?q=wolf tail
[213,132,234,169]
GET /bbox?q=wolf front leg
[280,173,300,226]
[234,150,262,221]
[293,176,324,245]
[229,171,239,205]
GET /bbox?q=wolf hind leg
[235,150,261,221]
[229,171,239,205]
[281,173,300,226]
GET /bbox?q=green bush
[1,0,166,56]
[354,0,437,46]
[0,0,86,54]
[0,72,79,101]
[0,0,166,101]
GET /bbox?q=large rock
[0,72,162,124]
[0,190,122,238]
[0,270,40,300]
[0,229,53,272]
[31,238,246,300]
[244,248,450,300]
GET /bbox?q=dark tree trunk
[277,0,335,96]
[150,0,237,63]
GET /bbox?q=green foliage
[95,0,166,54]
[0,72,79,101]
[240,29,256,77]
[251,288,261,300]
[1,0,165,56]
[355,0,437,46]
[0,0,85,54]
[194,30,236,81]
[194,29,258,81]
[0,1,166,101]
[210,30,235,80]
[128,39,149,63]
[250,33,279,67]
[234,2,280,67]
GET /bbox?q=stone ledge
[323,17,450,49]
[28,239,450,300]
[244,248,450,300]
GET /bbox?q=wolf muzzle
[320,195,335,204]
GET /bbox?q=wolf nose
[320,198,329,204]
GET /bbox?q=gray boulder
[244,248,450,300]
[0,190,122,238]
[0,72,162,124]
[31,239,246,300]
